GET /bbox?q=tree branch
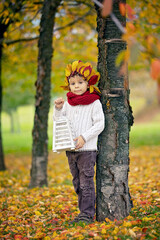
[0,9,93,45]
[2,36,39,45]
[63,0,94,8]
[55,9,93,31]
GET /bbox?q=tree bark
[29,0,61,188]
[96,0,134,221]
[0,29,6,171]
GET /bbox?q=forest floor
[0,146,160,240]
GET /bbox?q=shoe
[78,213,94,223]
[69,213,93,224]
[69,215,80,224]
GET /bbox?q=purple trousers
[66,151,97,218]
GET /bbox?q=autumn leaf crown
[61,60,101,94]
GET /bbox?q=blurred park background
[0,1,160,239]
[2,68,160,155]
[2,4,160,155]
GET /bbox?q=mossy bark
[30,0,61,188]
[96,0,134,221]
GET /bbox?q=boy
[54,60,104,223]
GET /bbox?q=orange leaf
[150,59,160,80]
[126,4,135,20]
[119,3,126,16]
[101,0,113,17]
[14,235,23,240]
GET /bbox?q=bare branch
[63,0,94,8]
[54,9,93,31]
[29,8,42,22]
[0,9,94,45]
[2,36,39,45]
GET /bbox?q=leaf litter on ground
[0,146,160,239]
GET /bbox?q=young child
[54,60,105,223]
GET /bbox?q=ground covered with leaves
[0,146,160,239]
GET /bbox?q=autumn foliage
[0,147,159,239]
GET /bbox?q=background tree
[29,0,62,188]
[29,0,100,187]
[96,0,133,221]
[118,0,160,104]
[0,0,27,170]
[0,0,42,170]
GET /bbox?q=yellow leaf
[2,43,7,48]
[112,227,119,235]
[64,76,68,85]
[44,237,51,240]
[4,32,7,38]
[8,216,16,221]
[77,61,85,72]
[83,69,90,78]
[65,64,72,77]
[89,85,94,93]
[5,18,10,24]
[42,191,50,197]
[128,229,136,237]
[52,232,57,238]
[72,61,79,72]
[35,210,41,216]
[79,66,85,75]
[105,217,112,223]
[123,221,132,227]
[93,86,101,94]
[142,217,155,221]
[101,228,106,234]
[121,228,128,235]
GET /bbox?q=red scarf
[67,91,100,106]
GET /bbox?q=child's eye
[70,82,75,85]
[79,81,83,84]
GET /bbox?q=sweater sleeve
[81,100,105,142]
[53,101,67,120]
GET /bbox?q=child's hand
[74,136,85,149]
[54,97,64,110]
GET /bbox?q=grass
[130,123,160,147]
[2,105,160,155]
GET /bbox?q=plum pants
[66,151,97,218]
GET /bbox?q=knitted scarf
[67,90,100,106]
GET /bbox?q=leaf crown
[61,60,101,94]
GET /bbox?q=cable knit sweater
[53,99,105,151]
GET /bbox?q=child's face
[69,75,88,95]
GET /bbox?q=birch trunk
[29,0,61,188]
[96,0,134,221]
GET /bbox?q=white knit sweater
[53,99,105,151]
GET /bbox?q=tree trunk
[96,0,133,221]
[157,82,160,105]
[0,35,6,171]
[9,111,14,133]
[29,0,61,188]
